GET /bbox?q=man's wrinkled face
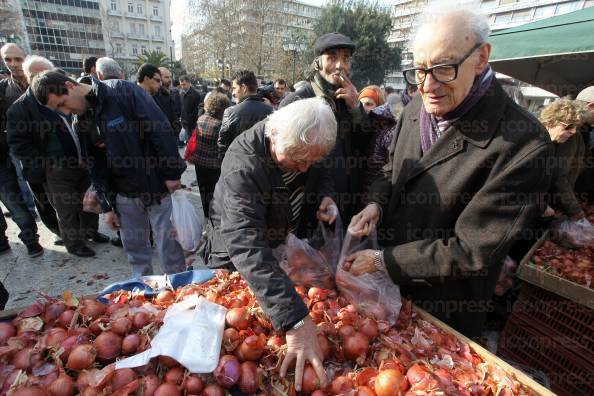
[270,134,328,173]
[318,48,352,86]
[144,72,161,95]
[1,46,25,78]
[160,69,172,87]
[45,82,89,115]
[413,23,489,117]
[274,82,286,98]
[179,80,190,91]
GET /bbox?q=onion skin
[66,344,96,370]
[223,327,240,352]
[13,347,43,371]
[111,368,137,391]
[225,307,252,330]
[355,386,376,396]
[45,328,68,348]
[214,354,240,388]
[81,299,107,320]
[238,361,260,394]
[154,383,181,396]
[122,333,140,354]
[355,367,377,387]
[202,384,225,396]
[311,391,327,396]
[184,375,203,394]
[141,374,161,396]
[155,290,175,305]
[343,332,369,361]
[359,318,379,340]
[330,376,354,395]
[93,331,122,362]
[406,364,429,385]
[89,317,109,336]
[374,369,408,396]
[48,372,76,396]
[13,386,48,396]
[0,322,16,345]
[302,364,320,395]
[164,366,185,385]
[132,312,150,330]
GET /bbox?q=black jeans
[195,165,221,218]
[28,182,60,237]
[0,161,38,245]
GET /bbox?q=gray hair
[265,97,337,159]
[412,3,490,49]
[96,57,122,80]
[23,55,54,81]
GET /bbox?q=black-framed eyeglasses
[402,42,483,85]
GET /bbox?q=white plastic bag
[552,218,594,247]
[116,295,226,373]
[170,190,202,251]
[336,230,402,326]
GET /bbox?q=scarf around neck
[419,64,494,155]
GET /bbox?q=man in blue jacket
[31,70,187,277]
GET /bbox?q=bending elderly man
[203,97,337,391]
[345,9,553,338]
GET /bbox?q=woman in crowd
[188,92,231,217]
[358,85,385,113]
[540,99,587,220]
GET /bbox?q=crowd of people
[1,6,594,390]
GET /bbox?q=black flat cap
[314,32,356,56]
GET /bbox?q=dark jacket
[85,79,186,207]
[180,86,202,132]
[369,80,553,338]
[0,77,26,163]
[154,86,177,128]
[281,75,373,221]
[550,131,586,217]
[217,95,273,160]
[204,121,334,331]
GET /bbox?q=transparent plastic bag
[335,230,402,325]
[552,218,594,247]
[170,190,203,251]
[274,215,343,290]
[82,186,101,214]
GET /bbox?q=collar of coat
[407,78,507,150]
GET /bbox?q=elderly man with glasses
[344,9,553,338]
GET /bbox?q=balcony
[108,9,122,16]
[151,35,164,42]
[126,33,150,41]
[112,31,124,38]
[150,15,162,22]
[125,12,147,20]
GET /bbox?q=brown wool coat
[370,80,554,337]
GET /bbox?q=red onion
[154,383,180,396]
[106,303,125,316]
[214,354,240,388]
[158,355,179,368]
[57,310,75,329]
[359,318,378,340]
[111,317,132,336]
[223,328,240,352]
[111,368,137,391]
[183,375,203,394]
[141,374,161,396]
[66,344,96,370]
[43,302,66,326]
[330,376,354,395]
[164,366,184,385]
[225,307,252,330]
[338,325,355,339]
[132,312,150,330]
[374,369,407,396]
[302,364,320,395]
[238,361,260,394]
[155,290,175,305]
[202,384,225,396]
[235,334,266,362]
[93,331,122,362]
[48,372,76,396]
[12,386,47,396]
[13,347,43,370]
[45,328,68,348]
[80,299,106,320]
[122,333,140,354]
[60,334,91,363]
[355,386,376,396]
[89,317,109,336]
[343,332,369,361]
[0,322,16,345]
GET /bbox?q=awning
[489,7,594,97]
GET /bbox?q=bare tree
[0,0,27,54]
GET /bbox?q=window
[137,3,142,14]
[480,0,497,8]
[139,23,144,34]
[156,46,161,52]
[116,43,122,54]
[499,0,518,4]
[141,45,146,53]
[557,1,580,14]
[132,45,138,55]
[127,2,133,12]
[130,22,135,33]
[153,5,158,16]
[512,9,531,22]
[495,12,512,24]
[112,20,120,31]
[534,4,556,19]
[110,0,116,11]
[154,25,160,36]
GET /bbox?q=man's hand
[335,74,359,110]
[348,203,381,237]
[343,249,379,276]
[104,211,120,231]
[280,316,327,392]
[165,180,182,193]
[316,196,338,225]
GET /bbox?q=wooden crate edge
[414,306,556,396]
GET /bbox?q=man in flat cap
[281,32,372,232]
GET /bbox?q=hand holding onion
[342,250,378,276]
[280,316,327,392]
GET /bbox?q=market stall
[489,7,594,97]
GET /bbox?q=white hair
[96,57,122,80]
[22,55,54,80]
[265,97,337,159]
[411,1,490,50]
